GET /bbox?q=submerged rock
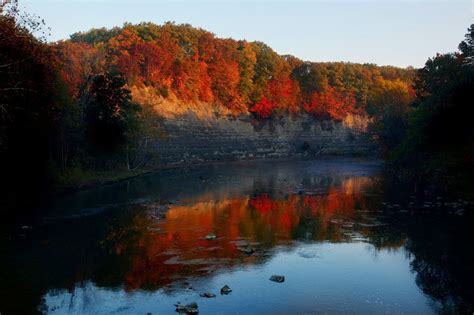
[297,248,318,259]
[152,212,167,220]
[269,275,285,283]
[199,292,216,298]
[220,285,232,295]
[238,245,255,255]
[202,233,217,240]
[175,302,198,314]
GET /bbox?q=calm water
[0,159,473,314]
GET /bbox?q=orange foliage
[52,42,103,98]
[104,176,375,291]
[304,86,358,121]
[266,75,301,113]
[107,29,144,84]
[57,23,414,119]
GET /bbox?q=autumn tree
[250,97,275,119]
[64,22,415,120]
[250,42,282,103]
[304,86,357,121]
[236,41,257,104]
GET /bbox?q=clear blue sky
[21,0,473,68]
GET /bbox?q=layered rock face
[154,113,375,165]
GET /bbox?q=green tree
[367,79,415,156]
[291,63,329,96]
[85,73,140,166]
[458,24,474,62]
[392,25,474,184]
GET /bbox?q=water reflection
[0,159,472,314]
[105,176,375,292]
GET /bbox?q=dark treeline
[387,25,474,190]
[1,9,60,209]
[0,3,472,211]
[0,9,159,212]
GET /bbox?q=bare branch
[0,57,33,68]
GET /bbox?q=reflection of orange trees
[106,176,383,290]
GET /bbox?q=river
[0,158,472,314]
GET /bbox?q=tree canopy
[60,22,415,120]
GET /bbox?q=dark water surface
[1,159,473,314]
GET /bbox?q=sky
[19,0,474,68]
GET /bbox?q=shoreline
[52,155,381,196]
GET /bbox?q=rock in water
[199,292,216,298]
[238,245,255,255]
[297,248,318,259]
[175,302,198,314]
[220,285,232,295]
[269,275,285,283]
[203,233,217,240]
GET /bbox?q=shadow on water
[0,158,472,314]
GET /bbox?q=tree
[250,97,275,119]
[60,22,415,120]
[303,86,357,121]
[236,41,257,104]
[458,24,474,63]
[391,24,474,183]
[124,102,163,171]
[107,29,145,85]
[250,42,282,103]
[85,73,140,165]
[367,79,415,155]
[0,5,68,205]
[291,62,329,97]
[266,72,301,113]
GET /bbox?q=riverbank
[52,155,380,195]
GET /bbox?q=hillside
[0,16,425,198]
[55,22,416,120]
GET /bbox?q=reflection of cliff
[104,176,387,291]
[3,162,473,315]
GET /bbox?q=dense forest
[0,4,472,211]
[60,22,416,120]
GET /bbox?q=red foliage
[303,86,357,120]
[249,97,275,119]
[249,194,273,214]
[107,29,145,83]
[266,76,301,113]
[197,61,213,102]
[206,40,244,110]
[54,24,413,120]
[52,42,103,98]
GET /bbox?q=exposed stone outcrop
[153,112,375,165]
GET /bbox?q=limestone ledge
[154,112,375,165]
